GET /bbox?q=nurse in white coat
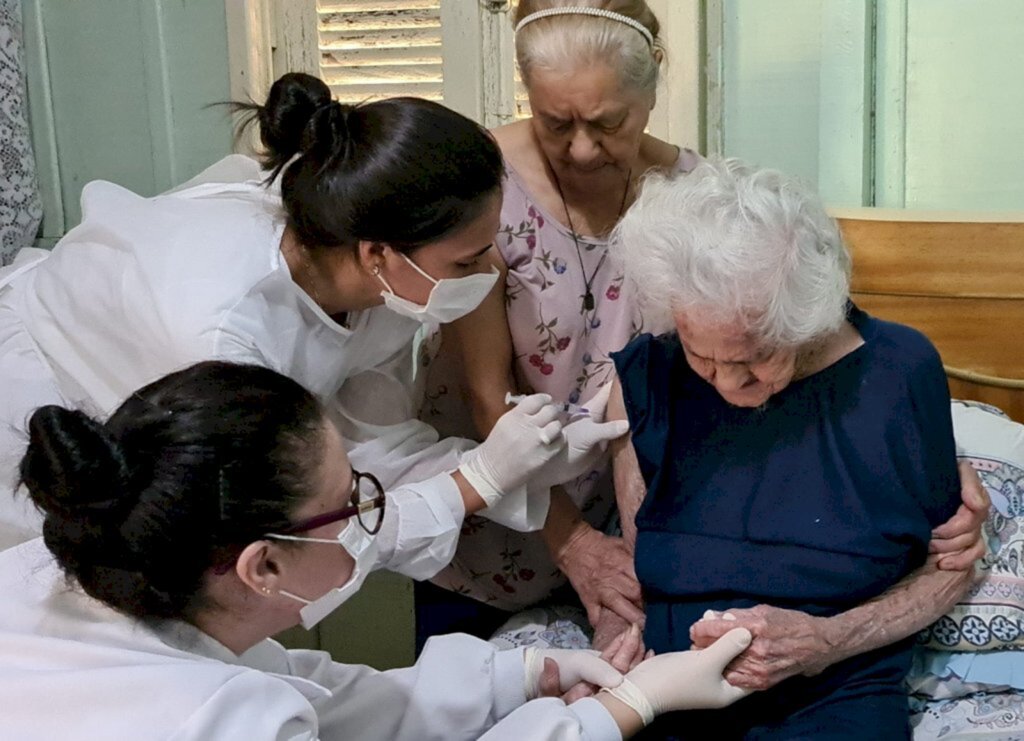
[0,361,753,740]
[0,72,625,553]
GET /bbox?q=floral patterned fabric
[488,606,592,651]
[419,151,698,610]
[911,693,1024,740]
[0,0,41,264]
[918,403,1024,651]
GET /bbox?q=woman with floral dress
[416,1,696,650]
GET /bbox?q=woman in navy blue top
[604,159,974,739]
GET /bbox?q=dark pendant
[583,292,595,311]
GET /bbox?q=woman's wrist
[451,469,487,514]
[595,691,645,739]
[541,487,590,565]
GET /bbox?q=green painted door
[23,0,234,243]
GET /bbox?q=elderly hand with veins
[690,461,990,691]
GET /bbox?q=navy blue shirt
[614,305,959,664]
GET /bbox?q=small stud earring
[261,586,273,596]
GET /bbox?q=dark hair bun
[20,406,130,521]
[258,72,333,173]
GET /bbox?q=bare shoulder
[491,120,545,173]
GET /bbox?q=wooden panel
[838,216,1024,297]
[838,209,1024,423]
[850,294,1024,378]
[947,379,1024,426]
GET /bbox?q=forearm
[595,693,644,739]
[461,362,515,439]
[610,439,644,551]
[542,486,589,564]
[452,469,488,514]
[820,558,975,664]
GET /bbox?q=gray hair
[513,1,662,97]
[612,158,851,349]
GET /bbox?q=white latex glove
[605,628,753,725]
[533,384,630,489]
[523,647,624,700]
[458,393,565,506]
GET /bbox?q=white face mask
[377,254,499,324]
[267,521,379,630]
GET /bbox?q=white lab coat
[0,155,474,565]
[0,539,621,741]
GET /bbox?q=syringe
[505,392,591,416]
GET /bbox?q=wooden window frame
[225,0,704,147]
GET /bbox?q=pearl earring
[261,586,272,596]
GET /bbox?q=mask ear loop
[398,253,440,285]
[372,264,397,294]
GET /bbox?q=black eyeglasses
[280,468,386,536]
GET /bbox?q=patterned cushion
[918,401,1024,651]
[489,606,593,650]
[911,692,1024,740]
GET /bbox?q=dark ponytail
[19,362,325,622]
[234,72,504,253]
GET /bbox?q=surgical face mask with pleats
[376,253,499,324]
[266,521,379,630]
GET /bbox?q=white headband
[514,7,655,48]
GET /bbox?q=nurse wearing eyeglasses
[0,362,752,740]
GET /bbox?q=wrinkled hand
[592,611,646,670]
[689,605,834,691]
[930,461,990,571]
[526,647,623,700]
[558,525,644,629]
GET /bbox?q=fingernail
[722,612,737,621]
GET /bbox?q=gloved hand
[523,647,624,700]
[532,383,630,489]
[458,393,565,506]
[605,628,753,726]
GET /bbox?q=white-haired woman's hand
[689,606,832,691]
[929,461,990,571]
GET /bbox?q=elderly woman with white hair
[605,159,981,739]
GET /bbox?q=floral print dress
[419,150,699,610]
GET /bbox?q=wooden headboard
[832,208,1024,423]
